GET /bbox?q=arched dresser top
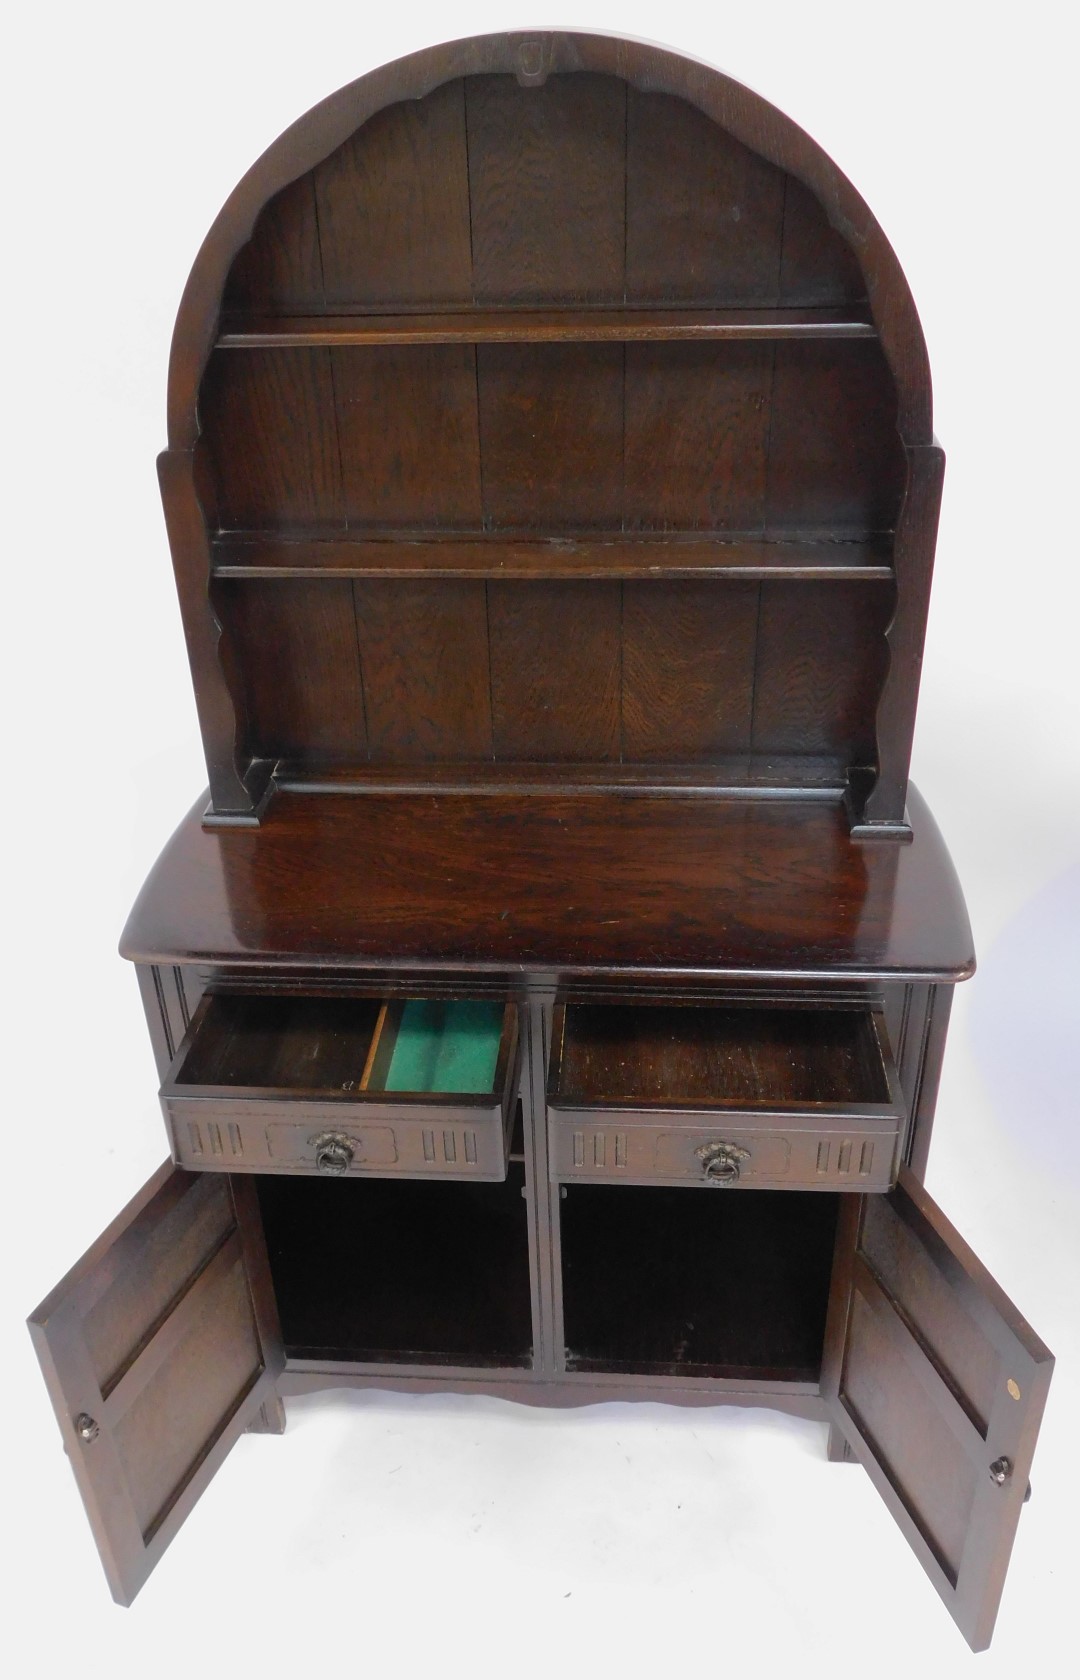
[166,30,932,450]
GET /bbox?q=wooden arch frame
[159,29,942,830]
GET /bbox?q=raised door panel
[28,1166,283,1605]
[822,1169,1052,1650]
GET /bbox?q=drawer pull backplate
[695,1141,751,1185]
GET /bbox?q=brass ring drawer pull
[695,1142,750,1184]
[312,1132,355,1176]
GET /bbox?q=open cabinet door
[29,1164,283,1604]
[822,1167,1052,1650]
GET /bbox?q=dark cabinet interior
[28,30,1051,1650]
[257,1169,533,1367]
[561,1184,839,1380]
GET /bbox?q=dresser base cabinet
[31,1138,1050,1646]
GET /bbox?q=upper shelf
[215,306,878,349]
[211,533,894,581]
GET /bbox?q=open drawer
[161,994,520,1180]
[548,999,904,1190]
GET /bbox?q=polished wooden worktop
[121,784,973,980]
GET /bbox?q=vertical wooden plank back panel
[334,345,482,528]
[488,581,621,760]
[624,343,772,530]
[199,348,344,529]
[766,341,906,536]
[315,79,473,306]
[752,579,892,762]
[478,344,623,530]
[215,578,367,763]
[622,580,759,760]
[466,73,626,302]
[223,174,325,312]
[779,175,867,305]
[626,88,785,302]
[353,579,492,761]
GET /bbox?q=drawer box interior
[174,993,508,1096]
[256,1167,533,1367]
[552,1002,893,1109]
[561,1184,839,1381]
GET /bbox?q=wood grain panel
[315,79,473,306]
[466,73,625,302]
[621,580,758,760]
[766,340,906,535]
[752,579,891,762]
[478,344,623,529]
[353,579,492,761]
[199,348,343,528]
[488,581,621,760]
[224,174,324,311]
[333,344,482,528]
[217,578,367,762]
[111,1256,261,1536]
[861,1193,1001,1434]
[624,343,772,530]
[779,175,866,304]
[82,1175,233,1392]
[843,1287,977,1579]
[626,88,786,302]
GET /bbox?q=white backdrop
[3,3,1078,1676]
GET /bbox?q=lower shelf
[256,1167,533,1367]
[560,1185,840,1381]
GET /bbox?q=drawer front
[164,1095,510,1179]
[549,1109,899,1190]
[161,994,520,1181]
[547,996,904,1191]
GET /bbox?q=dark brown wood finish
[28,1165,283,1605]
[120,782,972,979]
[160,32,937,825]
[821,1172,1053,1650]
[30,31,1052,1646]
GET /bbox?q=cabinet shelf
[212,533,893,582]
[216,306,877,349]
